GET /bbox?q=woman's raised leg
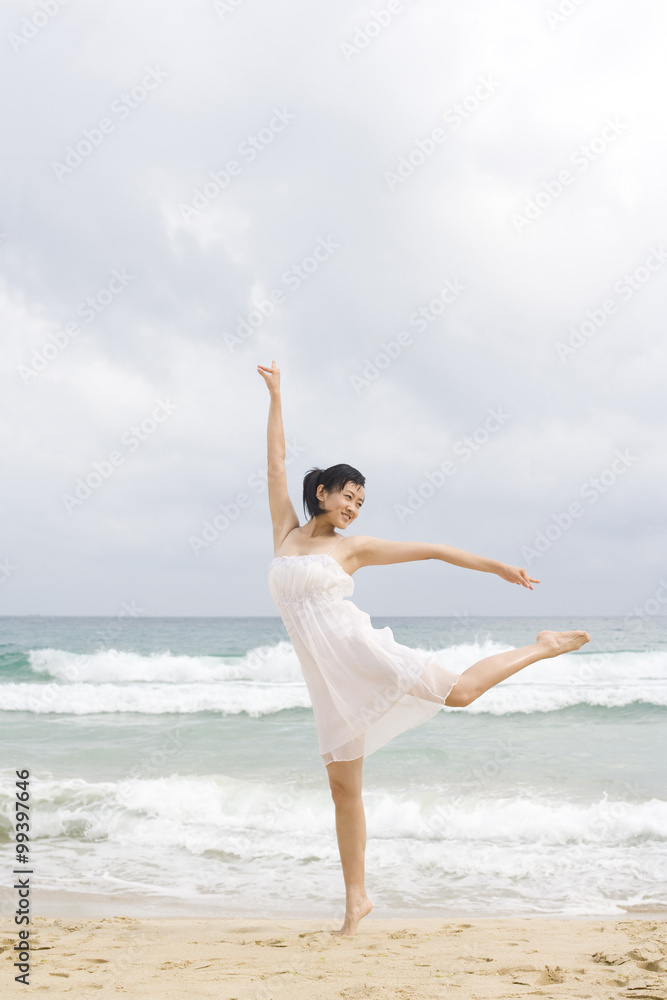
[445,629,590,706]
[326,755,373,936]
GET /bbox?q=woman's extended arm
[350,535,540,590]
[266,381,285,467]
[257,360,299,548]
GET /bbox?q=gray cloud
[1,0,665,617]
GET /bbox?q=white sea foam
[27,641,667,684]
[27,642,302,684]
[1,772,665,847]
[2,678,667,714]
[2,641,662,715]
[0,680,312,714]
[1,771,664,916]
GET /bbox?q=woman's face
[316,480,365,528]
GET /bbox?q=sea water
[0,615,665,919]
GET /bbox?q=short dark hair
[302,464,366,520]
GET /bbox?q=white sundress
[267,535,461,765]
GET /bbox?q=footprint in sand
[593,942,665,973]
[628,943,665,971]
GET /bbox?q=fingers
[503,566,539,590]
[517,569,535,590]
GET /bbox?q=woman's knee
[444,676,478,707]
[329,784,360,807]
[327,760,363,802]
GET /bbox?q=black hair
[302,464,366,520]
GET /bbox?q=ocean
[1,614,665,920]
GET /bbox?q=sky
[1,0,666,618]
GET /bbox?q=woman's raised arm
[257,360,299,549]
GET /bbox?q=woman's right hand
[257,359,281,395]
[495,563,540,590]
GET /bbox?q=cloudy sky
[1,0,665,618]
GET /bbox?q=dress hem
[319,669,462,766]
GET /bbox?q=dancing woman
[258,360,590,936]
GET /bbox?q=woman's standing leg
[326,755,373,936]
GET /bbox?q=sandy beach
[2,915,665,998]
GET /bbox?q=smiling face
[316,480,365,528]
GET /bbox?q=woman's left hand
[496,564,540,590]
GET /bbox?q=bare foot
[331,895,373,937]
[536,630,590,657]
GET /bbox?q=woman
[258,359,590,936]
